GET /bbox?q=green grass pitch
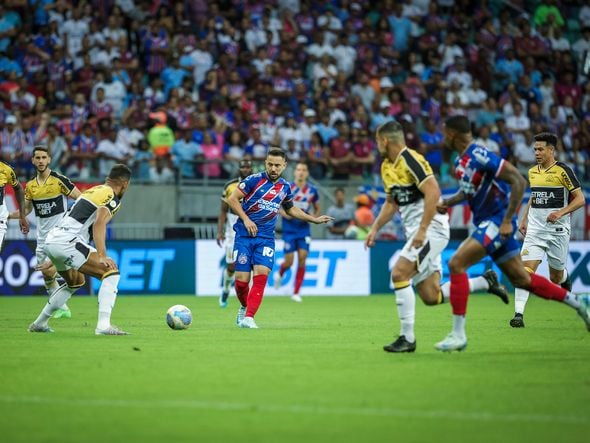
[0,294,588,443]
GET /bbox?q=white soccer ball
[166,305,192,330]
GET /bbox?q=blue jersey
[282,182,319,236]
[454,143,511,225]
[234,172,294,239]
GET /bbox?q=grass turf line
[0,295,588,443]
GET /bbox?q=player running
[9,146,81,318]
[216,159,253,307]
[365,121,508,353]
[510,132,585,327]
[226,148,333,329]
[274,161,320,303]
[0,159,29,248]
[28,164,132,335]
[435,116,590,352]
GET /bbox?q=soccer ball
[166,305,192,330]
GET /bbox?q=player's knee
[420,292,439,306]
[510,271,531,289]
[227,263,235,273]
[391,268,409,284]
[448,257,465,274]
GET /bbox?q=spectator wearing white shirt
[188,40,213,87]
[550,26,571,52]
[102,16,127,45]
[474,125,501,155]
[446,59,472,89]
[333,33,357,77]
[580,5,590,27]
[351,72,376,111]
[438,32,464,70]
[276,113,303,152]
[91,70,127,119]
[299,108,318,146]
[506,101,531,145]
[572,27,590,64]
[96,127,133,176]
[61,8,89,58]
[312,54,338,88]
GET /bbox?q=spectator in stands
[147,111,175,157]
[326,187,355,240]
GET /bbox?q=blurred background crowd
[0,0,589,187]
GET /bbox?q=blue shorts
[283,234,311,254]
[233,236,276,272]
[472,217,520,264]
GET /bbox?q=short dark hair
[239,159,252,167]
[296,160,308,168]
[334,187,345,194]
[533,132,558,149]
[445,115,471,134]
[32,145,49,156]
[267,147,286,159]
[108,164,132,181]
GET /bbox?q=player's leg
[220,236,236,308]
[511,259,541,327]
[435,237,487,352]
[76,251,128,335]
[37,245,71,318]
[275,237,295,289]
[547,235,571,289]
[498,254,590,331]
[240,238,276,328]
[292,238,310,302]
[29,269,86,332]
[233,237,253,325]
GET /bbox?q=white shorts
[36,242,50,267]
[521,230,569,270]
[225,226,236,264]
[0,220,6,251]
[43,238,97,272]
[400,224,450,285]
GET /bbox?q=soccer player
[435,116,590,351]
[28,164,132,335]
[274,161,320,303]
[511,133,585,328]
[216,159,253,307]
[9,146,82,318]
[226,148,333,329]
[0,160,29,246]
[365,121,508,353]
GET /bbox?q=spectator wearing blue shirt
[171,129,203,179]
[419,119,444,175]
[494,49,524,90]
[388,3,412,52]
[160,55,189,100]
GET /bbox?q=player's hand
[19,217,29,235]
[499,219,513,239]
[436,199,448,215]
[99,256,117,269]
[313,215,334,224]
[35,260,53,271]
[411,228,426,249]
[216,233,225,247]
[518,223,527,236]
[546,211,561,223]
[244,218,257,236]
[364,229,377,249]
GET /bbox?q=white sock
[452,315,466,339]
[45,278,69,310]
[395,284,416,343]
[469,276,488,292]
[34,284,78,327]
[440,282,450,303]
[563,292,580,309]
[223,268,233,292]
[514,287,530,315]
[558,269,568,284]
[97,274,120,330]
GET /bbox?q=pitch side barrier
[3,240,590,296]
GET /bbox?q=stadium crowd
[0,0,588,185]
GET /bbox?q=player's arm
[279,207,293,220]
[285,204,333,224]
[227,186,258,236]
[12,182,29,234]
[496,160,527,238]
[518,198,532,236]
[438,190,466,212]
[8,199,33,219]
[216,199,229,246]
[365,194,398,249]
[312,200,321,217]
[68,187,82,200]
[547,188,585,223]
[413,175,441,248]
[93,206,114,268]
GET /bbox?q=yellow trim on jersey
[528,162,581,209]
[0,161,18,188]
[25,171,75,201]
[381,147,434,206]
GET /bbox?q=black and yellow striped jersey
[52,184,121,242]
[25,171,75,242]
[527,161,581,233]
[381,147,448,236]
[0,161,19,212]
